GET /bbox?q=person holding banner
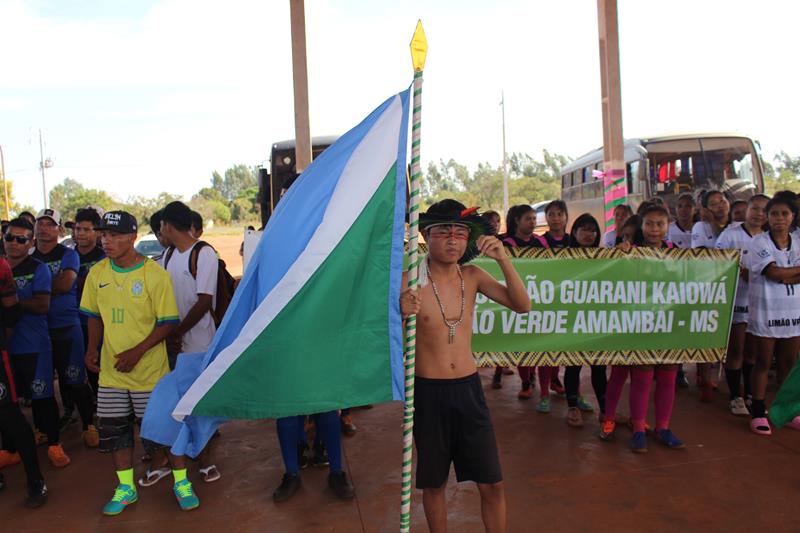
[745,192,800,435]
[501,205,546,398]
[401,199,529,533]
[534,201,574,406]
[715,194,769,416]
[563,213,606,428]
[602,205,685,452]
[692,190,731,401]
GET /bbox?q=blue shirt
[32,243,80,329]
[9,257,52,355]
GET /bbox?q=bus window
[644,137,760,201]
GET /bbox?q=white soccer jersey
[668,222,693,249]
[691,221,734,248]
[746,231,800,338]
[716,224,758,324]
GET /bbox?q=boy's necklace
[428,265,465,345]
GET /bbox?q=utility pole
[0,145,9,219]
[500,91,509,219]
[289,0,312,173]
[597,0,626,231]
[38,128,53,209]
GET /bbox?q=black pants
[10,355,60,446]
[51,327,94,430]
[564,365,607,411]
[0,405,44,486]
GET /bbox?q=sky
[1,0,799,211]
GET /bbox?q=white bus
[560,133,765,229]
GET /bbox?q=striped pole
[401,20,427,533]
[603,168,626,232]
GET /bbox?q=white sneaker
[730,397,749,416]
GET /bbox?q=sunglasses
[4,234,31,244]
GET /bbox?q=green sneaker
[173,479,200,511]
[536,397,551,413]
[102,484,138,516]
[577,397,594,412]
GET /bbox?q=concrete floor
[1,367,799,532]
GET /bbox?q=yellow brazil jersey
[79,257,180,391]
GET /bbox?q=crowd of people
[0,189,799,532]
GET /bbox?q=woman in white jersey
[715,194,769,416]
[746,192,800,435]
[691,190,730,401]
[668,193,696,249]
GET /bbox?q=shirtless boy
[400,200,529,533]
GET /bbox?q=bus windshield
[645,137,760,199]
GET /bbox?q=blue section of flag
[388,87,410,401]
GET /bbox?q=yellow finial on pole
[410,20,428,72]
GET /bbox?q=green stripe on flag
[193,165,400,419]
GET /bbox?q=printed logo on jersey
[46,261,61,275]
[131,279,144,297]
[757,249,770,259]
[0,382,6,401]
[14,275,32,290]
[31,379,46,396]
[66,365,80,381]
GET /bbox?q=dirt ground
[2,366,799,532]
[203,233,247,278]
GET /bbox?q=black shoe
[328,471,354,500]
[491,372,502,389]
[272,473,301,503]
[298,441,310,470]
[311,441,329,468]
[25,480,47,508]
[676,370,690,389]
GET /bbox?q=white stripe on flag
[173,95,404,420]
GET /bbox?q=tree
[0,179,26,218]
[420,151,570,213]
[765,151,800,194]
[213,164,257,202]
[49,178,118,220]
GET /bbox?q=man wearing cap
[2,218,68,468]
[32,208,98,448]
[80,211,199,515]
[399,199,529,533]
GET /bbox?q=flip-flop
[786,416,800,431]
[750,417,772,436]
[199,465,221,483]
[138,467,171,487]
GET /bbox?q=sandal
[199,465,221,483]
[785,416,800,431]
[138,467,171,487]
[750,417,772,436]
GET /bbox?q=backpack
[164,241,236,327]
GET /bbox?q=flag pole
[401,20,427,533]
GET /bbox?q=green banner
[455,247,738,366]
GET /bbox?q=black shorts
[413,372,502,489]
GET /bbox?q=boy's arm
[85,316,103,373]
[473,236,530,314]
